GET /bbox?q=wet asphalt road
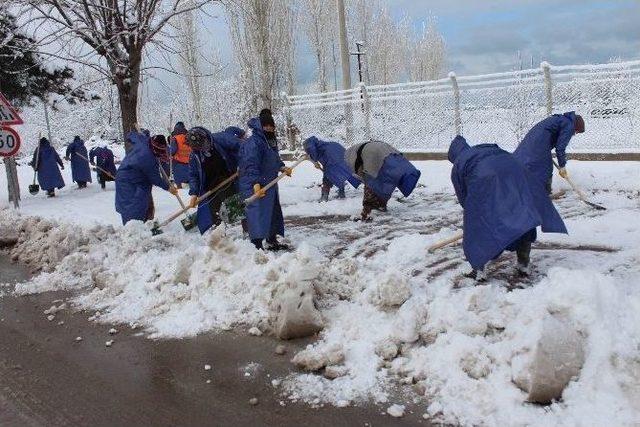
[0,257,428,427]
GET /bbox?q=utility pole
[336,0,353,143]
[43,101,53,143]
[336,0,351,90]
[350,42,367,111]
[332,42,339,92]
[351,42,366,84]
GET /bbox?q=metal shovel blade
[28,184,40,195]
[180,213,197,231]
[584,200,607,211]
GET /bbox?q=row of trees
[6,0,446,144]
[304,0,446,88]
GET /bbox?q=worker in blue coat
[304,136,360,201]
[345,140,421,220]
[115,130,177,225]
[65,136,92,188]
[187,126,241,234]
[513,112,585,193]
[29,137,65,197]
[89,146,117,189]
[449,135,567,280]
[169,122,191,187]
[238,109,291,250]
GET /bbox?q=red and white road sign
[0,126,21,157]
[0,92,24,126]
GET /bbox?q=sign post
[0,92,24,209]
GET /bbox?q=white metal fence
[284,60,640,153]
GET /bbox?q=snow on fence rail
[284,60,640,153]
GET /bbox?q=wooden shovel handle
[74,152,116,180]
[428,231,463,253]
[158,172,239,228]
[243,157,308,205]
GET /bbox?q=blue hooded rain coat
[31,138,65,191]
[449,136,567,270]
[115,131,170,224]
[89,146,117,180]
[188,126,241,234]
[304,136,360,190]
[66,136,92,183]
[238,118,285,241]
[513,112,578,186]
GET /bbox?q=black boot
[337,188,346,199]
[46,190,55,198]
[251,238,264,250]
[266,236,290,251]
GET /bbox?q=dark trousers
[146,197,155,222]
[362,185,387,217]
[321,176,345,198]
[206,184,237,227]
[545,176,553,194]
[516,239,532,266]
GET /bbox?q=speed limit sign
[0,126,21,157]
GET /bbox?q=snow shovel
[73,152,116,180]
[151,172,239,235]
[158,164,195,231]
[244,157,308,205]
[29,142,41,195]
[428,231,463,253]
[552,160,606,211]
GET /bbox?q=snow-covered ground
[1,154,639,426]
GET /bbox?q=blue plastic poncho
[115,131,169,224]
[89,146,117,181]
[304,136,360,190]
[346,141,421,201]
[238,118,285,240]
[66,136,92,183]
[513,112,577,186]
[449,136,567,270]
[31,138,65,191]
[188,126,241,234]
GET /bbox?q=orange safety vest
[172,134,191,164]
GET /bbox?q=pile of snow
[2,210,112,273]
[2,159,640,426]
[8,212,326,338]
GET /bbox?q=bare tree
[409,17,446,81]
[365,8,410,85]
[225,0,298,115]
[176,7,204,123]
[16,0,216,136]
[301,0,335,92]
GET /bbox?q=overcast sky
[196,0,639,85]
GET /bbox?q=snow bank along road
[1,160,640,426]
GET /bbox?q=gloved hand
[558,167,568,179]
[189,195,198,208]
[168,186,178,196]
[60,165,65,170]
[314,162,323,170]
[281,166,293,177]
[253,183,266,198]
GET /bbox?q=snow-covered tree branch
[14,0,218,136]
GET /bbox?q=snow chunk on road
[386,404,405,417]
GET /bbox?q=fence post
[359,82,372,141]
[541,61,553,116]
[281,92,296,151]
[449,72,461,135]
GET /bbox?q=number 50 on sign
[0,126,21,157]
